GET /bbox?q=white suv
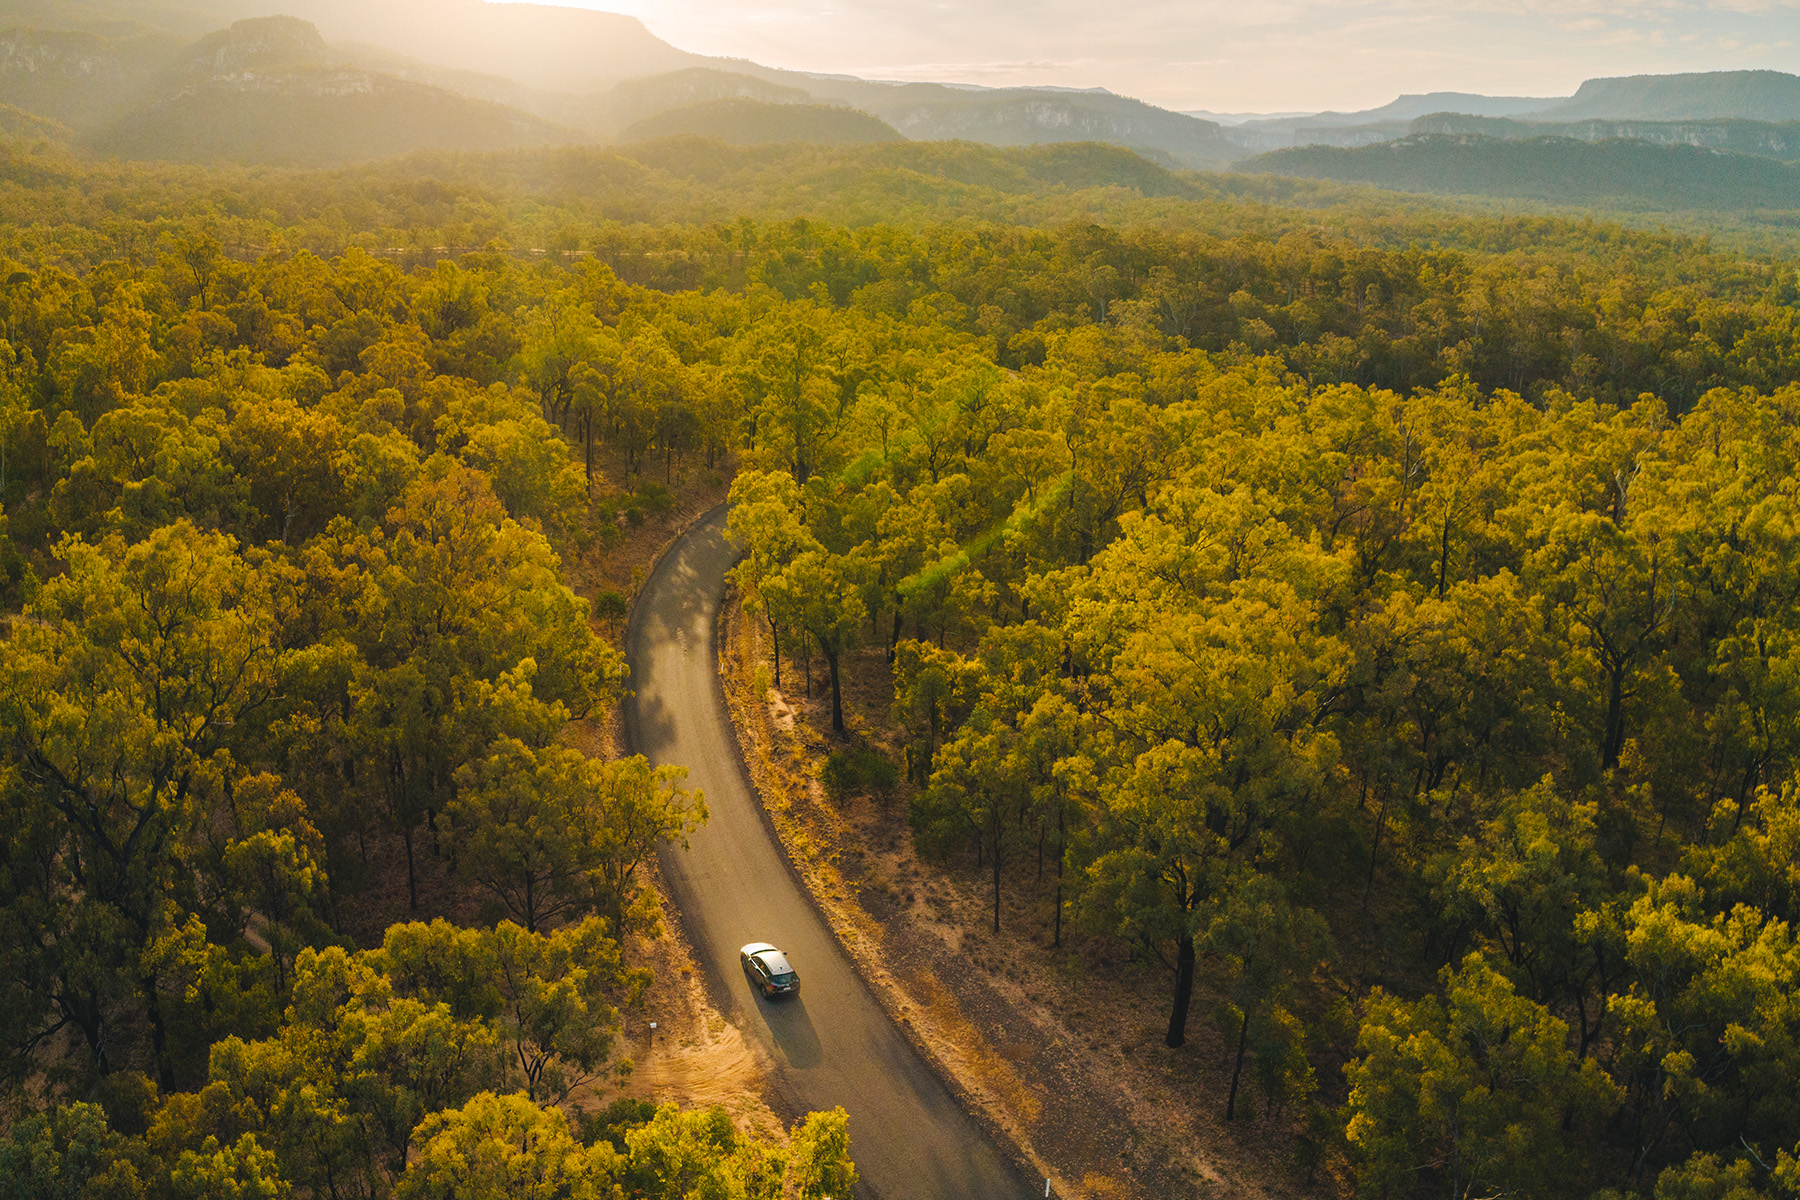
[739,942,801,999]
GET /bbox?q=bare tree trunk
[142,975,175,1093]
[824,645,845,735]
[1226,1007,1250,1119]
[1603,661,1629,770]
[1165,932,1195,1047]
[402,824,418,911]
[1364,793,1388,912]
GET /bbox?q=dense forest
[1244,133,1800,213]
[5,138,1800,1198]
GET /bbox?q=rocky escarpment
[1414,112,1800,160]
[95,48,575,167]
[0,26,176,124]
[174,15,330,78]
[875,89,1236,167]
[0,27,122,79]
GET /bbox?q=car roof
[750,947,794,974]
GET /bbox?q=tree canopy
[7,134,1800,1198]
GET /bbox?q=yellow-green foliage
[5,139,1800,1198]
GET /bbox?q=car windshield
[771,972,796,985]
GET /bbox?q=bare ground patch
[612,888,787,1145]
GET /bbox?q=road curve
[624,505,1028,1200]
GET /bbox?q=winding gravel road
[624,505,1028,1200]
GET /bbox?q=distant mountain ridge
[108,0,702,93]
[1414,113,1800,160]
[173,12,324,76]
[1241,133,1800,210]
[0,0,1244,165]
[0,13,578,164]
[1532,70,1800,122]
[864,85,1234,165]
[1270,91,1561,129]
[1216,71,1800,158]
[0,24,178,124]
[609,67,811,126]
[678,66,1238,166]
[1208,92,1564,152]
[5,0,1800,181]
[621,98,902,146]
[95,62,574,166]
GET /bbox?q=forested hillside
[5,137,1800,1198]
[621,99,903,146]
[1537,69,1800,123]
[1244,132,1800,211]
[0,0,1245,165]
[0,16,581,166]
[1413,113,1800,161]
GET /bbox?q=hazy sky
[543,0,1800,113]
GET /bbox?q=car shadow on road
[759,998,824,1069]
